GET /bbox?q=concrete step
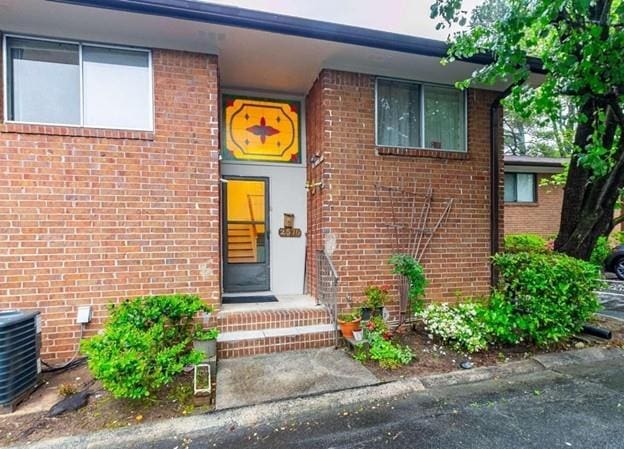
[217,324,336,359]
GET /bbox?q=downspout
[490,86,513,286]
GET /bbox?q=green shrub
[367,332,413,369]
[356,317,413,369]
[389,254,428,313]
[488,252,602,346]
[589,235,611,268]
[503,234,550,254]
[419,302,489,353]
[82,294,212,399]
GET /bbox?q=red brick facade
[504,174,563,237]
[1,47,504,360]
[0,49,221,362]
[306,70,503,317]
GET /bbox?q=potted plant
[337,310,361,338]
[361,285,389,321]
[193,326,219,360]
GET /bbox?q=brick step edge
[217,326,337,359]
[216,308,333,332]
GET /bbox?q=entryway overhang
[1,0,544,94]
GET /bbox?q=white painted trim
[3,33,154,132]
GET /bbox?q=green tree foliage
[470,0,575,157]
[431,0,624,259]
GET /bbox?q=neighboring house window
[505,173,536,203]
[4,35,153,131]
[376,78,466,152]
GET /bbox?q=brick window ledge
[505,202,539,207]
[1,123,155,141]
[376,146,469,160]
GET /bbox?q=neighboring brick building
[503,156,566,237]
[0,0,542,361]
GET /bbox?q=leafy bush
[589,236,611,268]
[488,252,602,346]
[389,254,428,313]
[503,234,550,254]
[356,317,413,369]
[82,294,212,399]
[367,332,413,369]
[419,302,489,353]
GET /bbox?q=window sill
[376,146,468,160]
[505,202,538,207]
[0,123,155,140]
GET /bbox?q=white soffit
[0,0,525,94]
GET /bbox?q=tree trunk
[555,104,624,260]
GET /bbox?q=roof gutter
[504,159,566,168]
[49,0,545,73]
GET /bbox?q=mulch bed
[0,365,214,447]
[2,316,622,446]
[361,315,624,381]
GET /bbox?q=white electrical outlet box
[76,306,92,324]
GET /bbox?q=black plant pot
[360,307,384,321]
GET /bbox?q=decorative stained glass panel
[222,95,301,163]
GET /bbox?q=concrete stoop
[216,306,336,358]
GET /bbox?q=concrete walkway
[215,348,379,409]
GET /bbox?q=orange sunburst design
[223,97,300,163]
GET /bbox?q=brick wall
[504,174,563,237]
[306,69,503,317]
[0,49,221,362]
[305,76,325,298]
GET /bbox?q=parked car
[604,245,624,280]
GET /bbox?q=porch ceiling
[0,0,541,94]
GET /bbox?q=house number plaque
[279,227,302,238]
[279,213,302,238]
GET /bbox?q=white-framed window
[3,35,153,131]
[376,78,467,152]
[505,173,536,203]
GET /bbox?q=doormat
[222,295,278,304]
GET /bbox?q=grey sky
[203,0,484,40]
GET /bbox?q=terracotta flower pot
[338,318,361,338]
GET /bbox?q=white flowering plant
[419,302,489,353]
